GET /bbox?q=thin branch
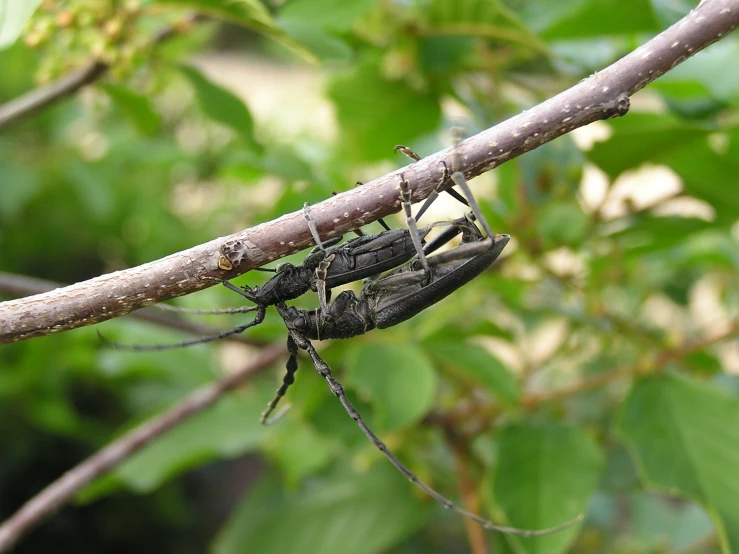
[441,426,489,554]
[0,61,108,128]
[0,272,263,346]
[0,13,201,130]
[444,319,739,426]
[522,319,739,409]
[0,342,284,553]
[1,0,737,344]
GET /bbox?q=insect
[103,150,467,352]
[104,143,580,535]
[218,167,581,536]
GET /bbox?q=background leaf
[0,0,42,50]
[618,373,739,553]
[494,422,604,554]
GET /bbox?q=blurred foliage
[1,0,739,552]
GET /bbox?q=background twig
[0,271,263,346]
[0,342,284,553]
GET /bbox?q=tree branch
[1,0,737,345]
[522,319,739,409]
[0,342,284,553]
[0,271,263,346]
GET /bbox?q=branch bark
[2,0,737,345]
[0,271,263,346]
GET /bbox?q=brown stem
[0,342,284,553]
[3,0,738,345]
[0,61,108,128]
[523,319,739,409]
[0,271,263,346]
[442,427,489,554]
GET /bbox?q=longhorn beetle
[218,167,581,536]
[104,143,581,535]
[103,148,467,353]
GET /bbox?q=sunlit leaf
[154,0,316,62]
[0,0,42,50]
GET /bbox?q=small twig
[523,319,739,409]
[0,13,201,130]
[2,0,736,345]
[0,342,284,553]
[0,61,108,128]
[0,271,263,346]
[444,319,739,425]
[440,425,489,554]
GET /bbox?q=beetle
[251,169,580,536]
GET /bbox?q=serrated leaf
[494,422,603,554]
[179,64,261,152]
[155,0,315,62]
[101,83,161,136]
[213,463,431,554]
[426,341,520,407]
[618,373,739,553]
[346,343,437,431]
[328,59,441,161]
[0,0,42,50]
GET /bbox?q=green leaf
[426,341,520,407]
[179,64,261,152]
[101,83,162,136]
[535,201,589,247]
[346,343,437,431]
[213,463,431,554]
[519,0,659,38]
[659,128,739,225]
[90,391,268,496]
[494,422,603,554]
[276,21,352,62]
[154,0,315,62]
[654,39,739,105]
[618,373,739,553]
[279,0,379,32]
[0,0,42,50]
[264,419,336,487]
[587,113,711,178]
[424,0,548,54]
[328,58,442,161]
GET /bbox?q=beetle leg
[303,202,325,251]
[259,333,299,424]
[398,173,430,274]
